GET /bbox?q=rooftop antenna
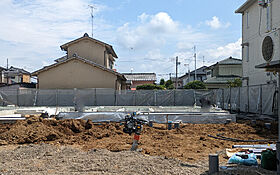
[88,5,96,38]
[6,58,8,69]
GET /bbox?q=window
[266,4,272,31]
[109,60,113,69]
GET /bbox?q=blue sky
[0,0,246,80]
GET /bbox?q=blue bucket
[168,121,173,130]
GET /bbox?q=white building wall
[241,0,280,86]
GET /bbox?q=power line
[116,57,173,63]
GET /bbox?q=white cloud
[149,12,179,33]
[176,42,194,52]
[115,12,242,76]
[146,49,164,59]
[0,1,241,79]
[0,0,108,71]
[205,38,242,61]
[206,16,231,29]
[138,13,149,23]
[116,12,206,51]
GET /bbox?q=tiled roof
[54,55,67,63]
[60,33,118,58]
[204,76,241,84]
[179,66,208,79]
[123,73,156,81]
[0,66,6,71]
[189,66,208,75]
[3,66,30,75]
[217,57,242,65]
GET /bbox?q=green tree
[136,84,165,90]
[160,78,165,85]
[165,80,173,88]
[227,78,242,87]
[184,81,206,89]
[167,84,174,89]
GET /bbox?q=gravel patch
[0,144,208,175]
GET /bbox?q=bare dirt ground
[0,144,208,175]
[0,117,277,174]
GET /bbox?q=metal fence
[213,83,277,116]
[0,83,277,116]
[0,89,197,107]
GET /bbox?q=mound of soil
[0,117,277,162]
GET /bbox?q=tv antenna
[88,5,96,38]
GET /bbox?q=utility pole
[88,5,95,38]
[175,56,180,89]
[169,73,172,81]
[6,58,8,84]
[194,46,197,81]
[184,63,190,83]
[203,56,205,66]
[188,68,190,83]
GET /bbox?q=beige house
[204,57,242,89]
[3,66,31,84]
[32,33,126,90]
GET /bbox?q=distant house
[179,66,208,88]
[32,33,126,90]
[123,73,156,90]
[204,57,242,89]
[0,66,7,84]
[2,66,31,84]
[170,77,183,89]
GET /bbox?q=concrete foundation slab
[0,106,236,124]
[57,111,236,124]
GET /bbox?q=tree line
[136,78,242,90]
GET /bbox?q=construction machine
[121,112,147,151]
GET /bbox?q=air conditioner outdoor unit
[261,29,280,63]
[258,0,266,7]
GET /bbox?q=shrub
[136,84,165,90]
[167,84,174,89]
[184,81,206,89]
[227,78,242,87]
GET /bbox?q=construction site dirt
[0,117,277,174]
